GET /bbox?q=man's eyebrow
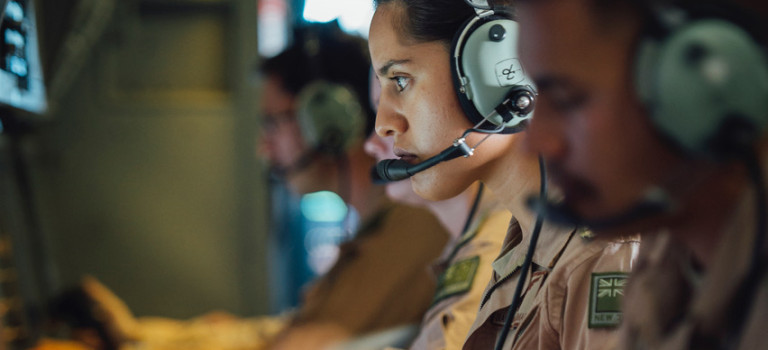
[532,74,573,92]
[378,59,411,76]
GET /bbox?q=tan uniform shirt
[463,219,640,350]
[620,190,768,350]
[408,209,511,350]
[295,200,449,335]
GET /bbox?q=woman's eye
[391,76,409,92]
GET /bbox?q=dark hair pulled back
[373,0,476,46]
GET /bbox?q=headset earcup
[296,81,365,155]
[636,19,768,157]
[451,14,536,133]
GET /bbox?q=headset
[451,8,536,134]
[273,82,366,178]
[636,4,768,159]
[282,80,367,190]
[372,3,537,182]
[296,80,366,157]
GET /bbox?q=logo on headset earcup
[296,81,365,155]
[451,13,537,133]
[635,17,768,158]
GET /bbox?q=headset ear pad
[450,14,536,133]
[635,18,768,157]
[296,81,366,155]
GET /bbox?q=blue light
[5,1,24,22]
[302,0,374,37]
[300,191,348,222]
[4,29,25,48]
[8,56,27,77]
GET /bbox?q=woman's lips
[394,148,419,164]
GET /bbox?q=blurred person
[515,0,768,348]
[367,0,639,349]
[40,277,286,350]
[257,22,448,350]
[38,21,449,350]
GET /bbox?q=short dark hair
[259,21,375,135]
[372,0,477,47]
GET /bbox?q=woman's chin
[386,181,425,207]
[411,172,467,202]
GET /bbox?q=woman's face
[368,3,514,201]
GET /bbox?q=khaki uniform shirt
[408,209,511,350]
[295,200,449,335]
[620,190,768,350]
[463,219,640,350]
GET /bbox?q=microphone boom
[372,142,468,182]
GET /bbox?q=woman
[368,0,639,349]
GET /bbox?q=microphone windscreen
[370,165,388,184]
[370,142,469,183]
[375,159,412,182]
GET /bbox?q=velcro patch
[431,256,480,306]
[588,272,628,328]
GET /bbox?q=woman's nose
[374,94,407,138]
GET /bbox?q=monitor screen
[0,0,46,115]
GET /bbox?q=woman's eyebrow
[378,59,411,76]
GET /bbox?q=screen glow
[302,0,374,37]
[300,191,348,222]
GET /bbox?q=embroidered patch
[588,272,628,328]
[431,256,480,306]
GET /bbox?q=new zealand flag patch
[588,272,628,328]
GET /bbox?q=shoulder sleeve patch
[588,272,628,328]
[431,256,480,306]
